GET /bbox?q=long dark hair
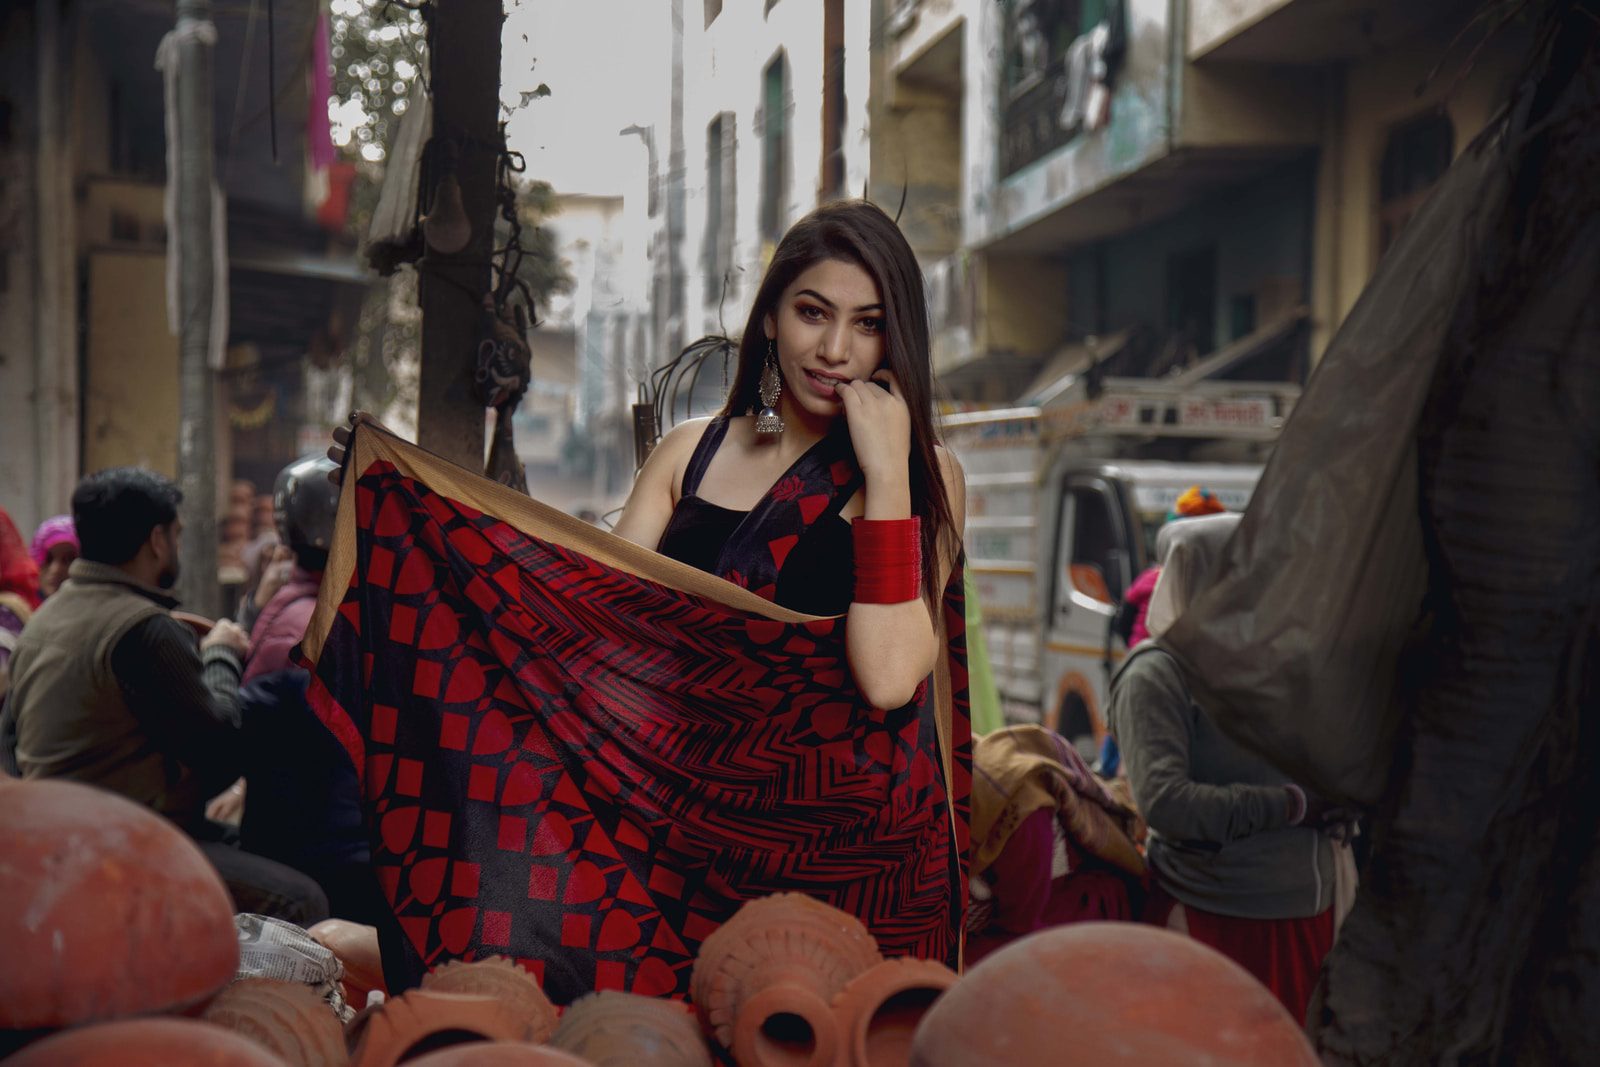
[720,199,955,601]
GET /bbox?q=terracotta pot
[549,991,712,1067]
[909,924,1321,1066]
[309,920,386,1008]
[0,778,239,1030]
[421,957,557,1043]
[691,894,883,1067]
[345,990,532,1067]
[203,978,348,1067]
[831,959,958,1067]
[406,1043,595,1067]
[3,1017,289,1066]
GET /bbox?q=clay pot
[345,990,532,1067]
[691,894,883,1067]
[420,957,557,1044]
[3,1017,289,1066]
[908,924,1321,1066]
[309,920,386,1008]
[406,1043,595,1067]
[831,959,958,1067]
[203,978,348,1066]
[0,778,239,1030]
[549,991,712,1067]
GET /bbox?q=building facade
[875,0,1530,407]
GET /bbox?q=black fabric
[657,417,861,616]
[236,668,387,924]
[110,614,245,810]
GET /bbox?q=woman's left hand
[837,369,912,488]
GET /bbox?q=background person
[1110,512,1343,1021]
[4,467,328,925]
[29,515,79,601]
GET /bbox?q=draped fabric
[300,427,970,1003]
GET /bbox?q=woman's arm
[1110,653,1295,845]
[843,447,965,709]
[610,418,710,550]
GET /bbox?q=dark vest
[8,560,202,822]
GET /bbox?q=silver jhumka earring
[755,340,786,434]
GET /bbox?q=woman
[336,200,965,710]
[1109,512,1339,1022]
[30,515,79,601]
[323,200,969,997]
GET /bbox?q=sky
[500,0,663,197]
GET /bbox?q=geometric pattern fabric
[304,457,970,1003]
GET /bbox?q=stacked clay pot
[345,989,535,1067]
[909,923,1322,1066]
[420,957,558,1044]
[550,991,712,1067]
[406,1043,595,1066]
[202,978,348,1066]
[832,959,958,1067]
[692,893,885,1067]
[0,778,240,1032]
[3,1017,290,1066]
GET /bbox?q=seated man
[5,467,327,925]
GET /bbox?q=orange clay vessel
[0,778,239,1030]
[420,957,558,1044]
[691,893,884,1067]
[831,959,958,1067]
[549,990,712,1067]
[345,989,532,1067]
[909,924,1322,1066]
[3,1017,290,1066]
[203,978,349,1067]
[406,1043,596,1067]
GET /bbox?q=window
[1165,245,1218,359]
[703,113,737,306]
[1050,479,1129,622]
[704,0,722,28]
[1379,111,1454,255]
[760,53,791,245]
[820,0,847,200]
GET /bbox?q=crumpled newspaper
[233,913,355,1021]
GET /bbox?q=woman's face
[40,543,77,598]
[763,258,886,432]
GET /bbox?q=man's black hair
[71,468,183,565]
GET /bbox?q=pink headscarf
[30,515,78,568]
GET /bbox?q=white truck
[940,375,1299,756]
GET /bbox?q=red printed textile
[301,442,970,1004]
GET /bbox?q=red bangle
[852,517,922,604]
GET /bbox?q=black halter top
[656,418,862,616]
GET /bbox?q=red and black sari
[300,425,971,1003]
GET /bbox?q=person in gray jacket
[1109,512,1345,1023]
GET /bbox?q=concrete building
[876,0,1531,408]
[676,0,874,380]
[0,0,366,538]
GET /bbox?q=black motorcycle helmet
[273,454,340,570]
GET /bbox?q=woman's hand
[837,370,912,516]
[327,412,394,485]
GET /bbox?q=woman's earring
[756,340,786,435]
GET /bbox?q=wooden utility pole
[417,0,503,469]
